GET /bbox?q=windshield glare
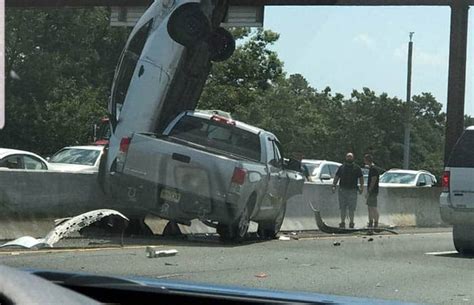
[380,173,417,184]
[49,149,100,166]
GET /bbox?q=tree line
[2,8,458,177]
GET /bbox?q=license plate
[160,188,181,203]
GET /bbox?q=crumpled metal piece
[0,209,129,249]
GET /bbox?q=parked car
[440,126,474,254]
[379,169,437,187]
[301,159,341,184]
[48,146,105,173]
[0,148,49,170]
[108,111,304,241]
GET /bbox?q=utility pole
[403,32,414,169]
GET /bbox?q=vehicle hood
[49,163,97,173]
[379,183,415,188]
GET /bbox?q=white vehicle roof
[0,148,45,160]
[465,125,474,130]
[302,159,341,165]
[58,146,104,151]
[384,169,434,176]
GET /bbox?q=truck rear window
[169,116,261,162]
[448,130,474,168]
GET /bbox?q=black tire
[258,201,286,240]
[162,221,183,237]
[167,3,211,47]
[207,27,235,62]
[217,204,250,243]
[124,218,154,236]
[453,225,474,255]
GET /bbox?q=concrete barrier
[0,169,110,218]
[282,183,444,231]
[0,171,444,239]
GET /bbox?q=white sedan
[379,169,437,188]
[301,159,342,184]
[48,146,104,173]
[0,148,49,170]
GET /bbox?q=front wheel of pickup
[217,203,250,243]
[258,201,286,240]
[453,225,474,255]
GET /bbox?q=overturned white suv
[440,126,474,254]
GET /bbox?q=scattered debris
[146,247,178,258]
[279,236,291,241]
[0,236,47,249]
[0,209,129,249]
[310,206,397,235]
[376,283,382,287]
[330,266,340,270]
[368,238,374,242]
[255,272,268,278]
[165,262,179,266]
[333,241,341,246]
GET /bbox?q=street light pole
[403,32,414,169]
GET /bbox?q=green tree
[3,8,129,155]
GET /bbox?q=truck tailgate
[122,134,238,202]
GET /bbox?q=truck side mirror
[284,158,302,172]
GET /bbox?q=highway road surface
[0,228,472,305]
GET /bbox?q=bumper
[110,173,242,224]
[440,192,474,225]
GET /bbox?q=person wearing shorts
[364,154,382,228]
[332,152,363,228]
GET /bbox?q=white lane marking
[425,250,458,255]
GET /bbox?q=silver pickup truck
[110,111,304,241]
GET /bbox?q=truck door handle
[454,193,464,196]
[172,153,190,163]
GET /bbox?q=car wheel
[258,201,286,240]
[453,225,474,255]
[217,204,250,243]
[207,27,235,62]
[167,3,211,47]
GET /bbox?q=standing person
[364,154,381,228]
[332,152,364,228]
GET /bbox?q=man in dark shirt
[364,154,382,228]
[332,152,364,228]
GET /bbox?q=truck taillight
[231,167,247,185]
[442,170,450,192]
[120,137,131,153]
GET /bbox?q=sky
[262,6,474,115]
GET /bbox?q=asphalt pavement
[0,228,473,305]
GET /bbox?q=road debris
[376,283,382,287]
[255,272,268,278]
[165,262,179,266]
[368,238,374,242]
[333,241,341,246]
[146,247,178,258]
[0,209,129,249]
[279,236,291,241]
